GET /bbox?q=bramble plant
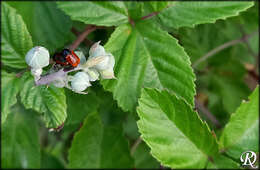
[1,1,259,169]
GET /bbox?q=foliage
[220,86,259,159]
[20,72,67,128]
[137,88,218,168]
[2,2,33,68]
[1,1,258,169]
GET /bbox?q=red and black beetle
[53,49,80,68]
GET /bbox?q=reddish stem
[141,11,159,20]
[71,27,94,47]
[69,25,97,51]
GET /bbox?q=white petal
[25,46,49,69]
[71,72,91,92]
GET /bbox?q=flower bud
[87,68,99,81]
[52,76,67,88]
[31,68,42,81]
[25,46,50,69]
[100,67,115,79]
[89,41,106,58]
[71,72,91,92]
[94,54,110,70]
[88,41,110,70]
[99,53,115,79]
[107,53,115,68]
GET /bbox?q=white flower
[52,76,67,88]
[99,53,115,79]
[87,42,116,79]
[86,68,99,81]
[94,55,110,70]
[25,46,50,69]
[88,41,110,70]
[89,41,106,58]
[31,68,42,81]
[71,72,91,92]
[100,67,115,79]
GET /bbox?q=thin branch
[69,25,97,51]
[239,26,258,57]
[244,71,258,90]
[129,17,135,26]
[130,137,142,155]
[195,99,222,129]
[140,3,173,21]
[71,27,94,47]
[192,39,242,68]
[244,38,258,57]
[35,69,67,86]
[16,67,30,78]
[239,26,259,77]
[246,66,259,81]
[34,66,82,86]
[141,11,159,20]
[192,31,258,68]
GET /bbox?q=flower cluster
[25,41,115,94]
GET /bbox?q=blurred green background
[1,1,259,169]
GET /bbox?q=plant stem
[195,99,222,129]
[35,69,66,86]
[141,11,159,20]
[129,17,135,26]
[34,66,82,86]
[192,39,242,68]
[239,25,258,57]
[71,27,94,47]
[16,67,30,77]
[69,25,97,51]
[140,3,173,21]
[192,31,258,68]
[247,66,259,81]
[130,137,142,155]
[239,26,259,82]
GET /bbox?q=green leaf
[137,88,218,168]
[1,2,33,69]
[65,89,99,126]
[220,86,259,159]
[123,2,168,21]
[148,2,169,12]
[212,75,251,114]
[123,2,144,20]
[178,14,257,67]
[68,112,134,168]
[8,2,72,53]
[57,2,128,26]
[178,20,242,64]
[1,71,21,124]
[102,20,195,111]
[133,142,160,169]
[1,104,40,168]
[158,2,254,29]
[123,113,140,140]
[207,154,240,169]
[20,72,67,128]
[95,86,128,126]
[41,150,64,169]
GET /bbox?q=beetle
[53,49,80,69]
